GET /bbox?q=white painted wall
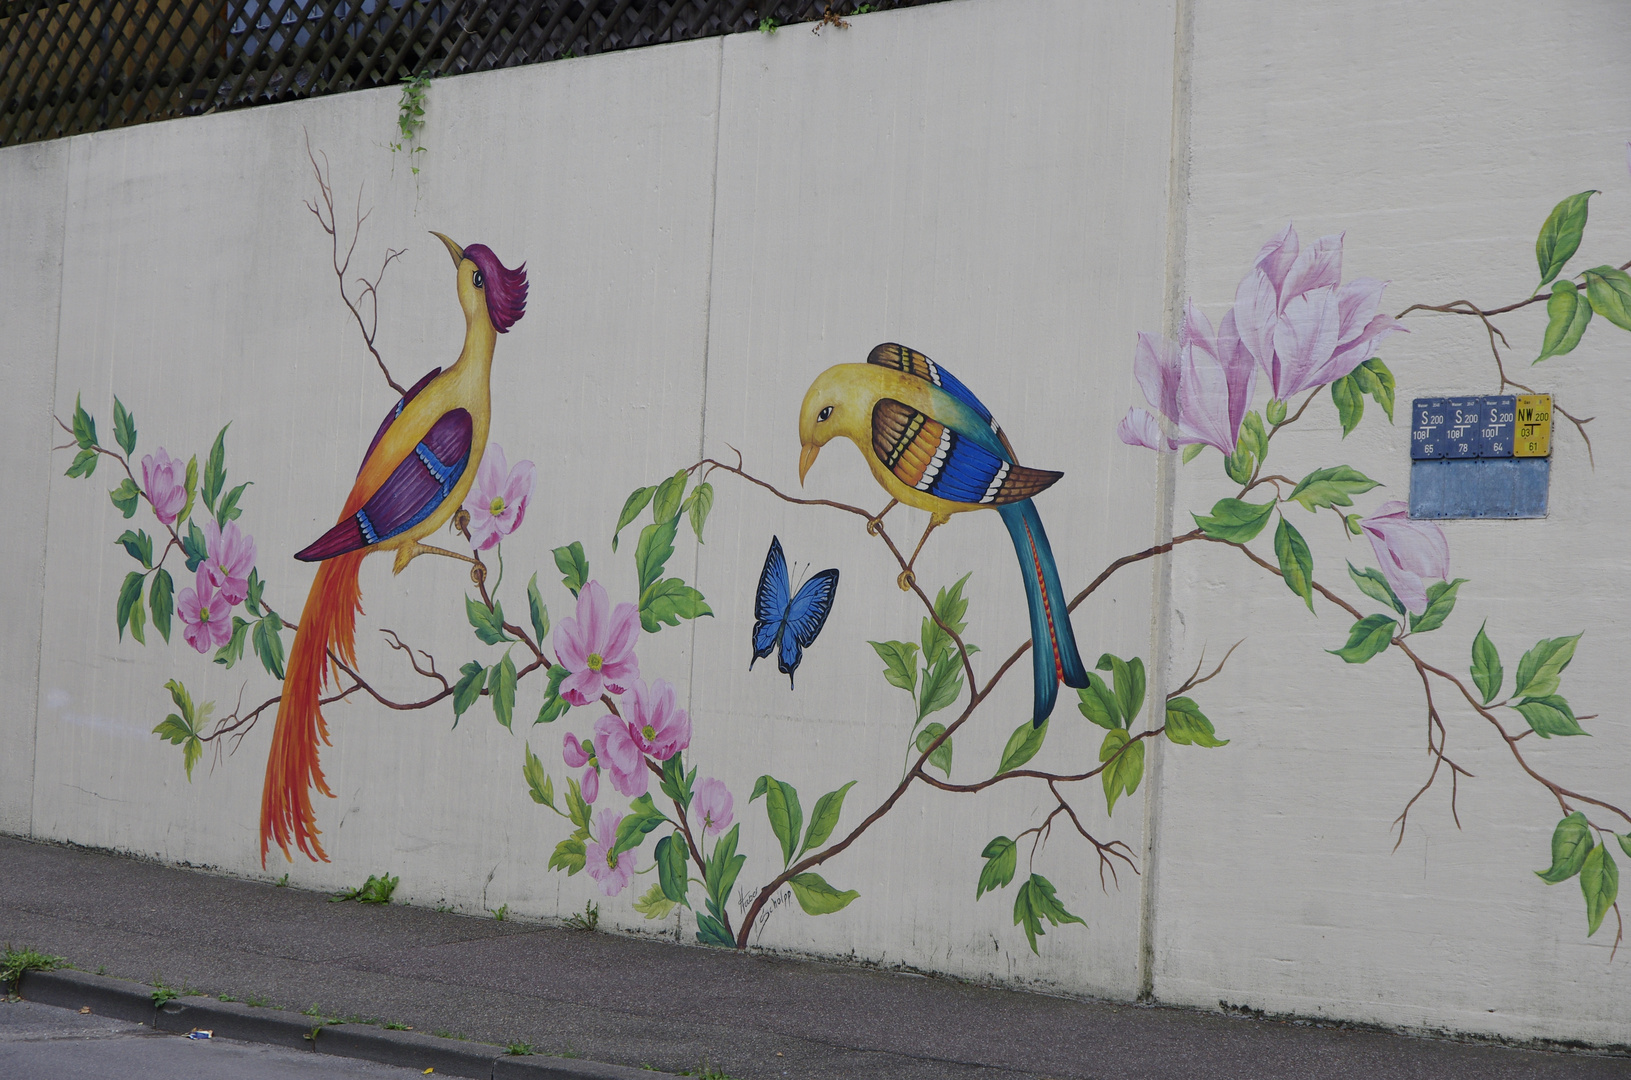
[3,0,1629,1045]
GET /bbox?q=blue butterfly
[751,536,839,689]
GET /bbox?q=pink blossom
[1232,224,1405,401]
[462,443,535,551]
[1122,301,1258,455]
[563,732,590,769]
[693,778,733,837]
[141,448,187,526]
[204,520,256,606]
[177,567,232,653]
[623,678,691,762]
[554,581,640,707]
[584,811,635,897]
[1360,501,1450,616]
[594,713,648,798]
[562,733,599,803]
[580,765,600,805]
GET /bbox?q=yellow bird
[798,344,1089,725]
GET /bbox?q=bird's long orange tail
[260,550,365,865]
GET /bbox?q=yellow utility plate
[1514,394,1551,458]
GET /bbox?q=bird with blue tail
[797,343,1089,726]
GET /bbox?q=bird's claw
[452,508,472,539]
[896,569,915,592]
[866,517,885,536]
[470,562,487,586]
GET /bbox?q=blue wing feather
[923,434,1006,504]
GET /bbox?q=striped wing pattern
[296,408,474,562]
[358,367,441,478]
[871,399,1059,507]
[867,342,1013,458]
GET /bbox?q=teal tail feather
[998,499,1089,727]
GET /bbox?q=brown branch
[1167,639,1244,699]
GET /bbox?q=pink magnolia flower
[204,520,256,606]
[554,581,640,707]
[177,567,232,653]
[462,443,535,551]
[693,778,733,837]
[580,765,600,804]
[623,678,691,762]
[1120,301,1257,455]
[1360,501,1450,616]
[1232,224,1405,401]
[563,732,590,768]
[594,713,648,798]
[584,811,635,897]
[562,733,599,803]
[141,448,186,526]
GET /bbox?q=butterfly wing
[751,536,791,669]
[777,568,840,687]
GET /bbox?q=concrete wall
[4,0,1630,1045]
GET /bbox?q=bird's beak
[430,231,464,266]
[799,442,820,486]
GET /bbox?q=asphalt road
[0,997,433,1079]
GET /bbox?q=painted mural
[53,148,1631,957]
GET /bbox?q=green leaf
[565,775,593,831]
[1165,696,1228,747]
[116,571,145,641]
[116,529,154,568]
[915,653,963,722]
[214,616,250,668]
[522,743,554,807]
[201,424,229,512]
[634,517,679,596]
[1619,834,1631,860]
[465,595,513,645]
[182,736,202,781]
[112,396,136,456]
[997,718,1048,774]
[1265,398,1288,426]
[1328,614,1396,664]
[610,793,667,857]
[1012,873,1085,954]
[684,481,714,543]
[704,823,745,908]
[787,872,860,915]
[1331,374,1364,437]
[1581,842,1618,937]
[216,481,249,524]
[656,832,690,907]
[976,836,1017,899]
[1360,358,1395,422]
[1514,634,1581,699]
[244,568,265,617]
[639,577,712,633]
[1512,695,1586,739]
[126,582,146,644]
[753,775,803,868]
[179,455,198,525]
[869,640,919,695]
[611,486,654,552]
[182,521,208,572]
[164,678,196,725]
[1537,279,1594,362]
[1094,654,1145,726]
[1241,410,1269,461]
[694,913,734,947]
[800,780,857,858]
[632,881,677,921]
[549,834,586,876]
[488,650,517,730]
[921,572,974,668]
[522,573,549,644]
[452,661,486,722]
[1273,516,1315,612]
[72,394,97,449]
[1470,622,1502,704]
[915,724,952,776]
[651,469,689,525]
[65,448,97,478]
[1099,729,1144,816]
[535,664,572,725]
[552,542,589,597]
[109,477,140,518]
[148,568,173,643]
[153,715,193,745]
[1076,674,1121,730]
[252,612,286,679]
[1409,577,1468,634]
[1193,498,1275,544]
[1535,191,1595,287]
[1348,562,1405,615]
[1181,443,1205,464]
[659,752,695,811]
[1223,438,1254,485]
[1287,466,1380,512]
[1584,265,1631,332]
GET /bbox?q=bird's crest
[464,244,528,333]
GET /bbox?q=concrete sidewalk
[2,835,1628,1080]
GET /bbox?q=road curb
[15,968,676,1078]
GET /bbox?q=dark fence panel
[1,1,945,147]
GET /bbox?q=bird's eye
[471,268,485,289]
[817,406,833,422]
